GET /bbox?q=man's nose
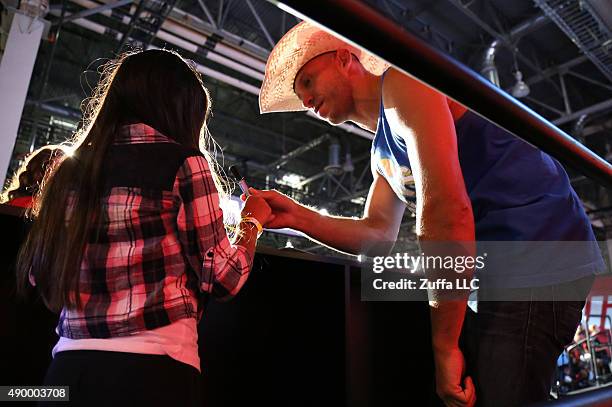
[303,94,315,109]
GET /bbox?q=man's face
[293,52,354,125]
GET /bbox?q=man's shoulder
[382,68,448,114]
[381,68,439,107]
[382,68,418,90]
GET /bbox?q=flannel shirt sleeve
[175,154,253,301]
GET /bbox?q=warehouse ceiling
[2,0,612,253]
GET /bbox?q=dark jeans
[460,276,594,407]
[39,350,202,406]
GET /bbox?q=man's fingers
[440,385,469,407]
[463,376,476,407]
[250,188,275,200]
[443,377,476,407]
[443,396,465,407]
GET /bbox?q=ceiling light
[511,70,530,98]
[276,172,305,189]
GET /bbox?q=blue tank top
[371,75,604,287]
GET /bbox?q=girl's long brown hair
[16,49,226,313]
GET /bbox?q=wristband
[241,216,263,237]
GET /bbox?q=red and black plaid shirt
[57,123,252,338]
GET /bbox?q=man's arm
[383,68,476,406]
[250,171,405,256]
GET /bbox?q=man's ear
[335,48,353,76]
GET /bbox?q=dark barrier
[0,206,58,390]
[0,207,440,406]
[272,0,612,189]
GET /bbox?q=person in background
[16,49,271,406]
[1,146,65,208]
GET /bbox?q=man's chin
[325,115,344,126]
[317,110,347,126]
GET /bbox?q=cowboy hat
[259,21,389,114]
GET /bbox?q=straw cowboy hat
[259,21,389,114]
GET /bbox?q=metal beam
[58,0,132,25]
[523,55,589,87]
[565,69,612,92]
[583,118,612,137]
[553,98,612,126]
[353,158,372,190]
[219,0,234,30]
[217,0,224,28]
[116,0,146,51]
[327,173,351,196]
[524,96,564,116]
[559,73,572,115]
[196,0,217,29]
[330,172,348,198]
[297,152,370,188]
[143,1,178,49]
[245,0,276,48]
[381,0,455,56]
[26,100,81,119]
[394,0,442,22]
[298,171,327,188]
[267,133,330,170]
[334,187,369,203]
[30,0,68,152]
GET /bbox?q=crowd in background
[556,323,612,394]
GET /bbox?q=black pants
[460,276,594,407]
[40,350,202,406]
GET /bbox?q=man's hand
[241,188,298,229]
[435,346,476,407]
[238,178,405,256]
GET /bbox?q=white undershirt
[52,317,201,372]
